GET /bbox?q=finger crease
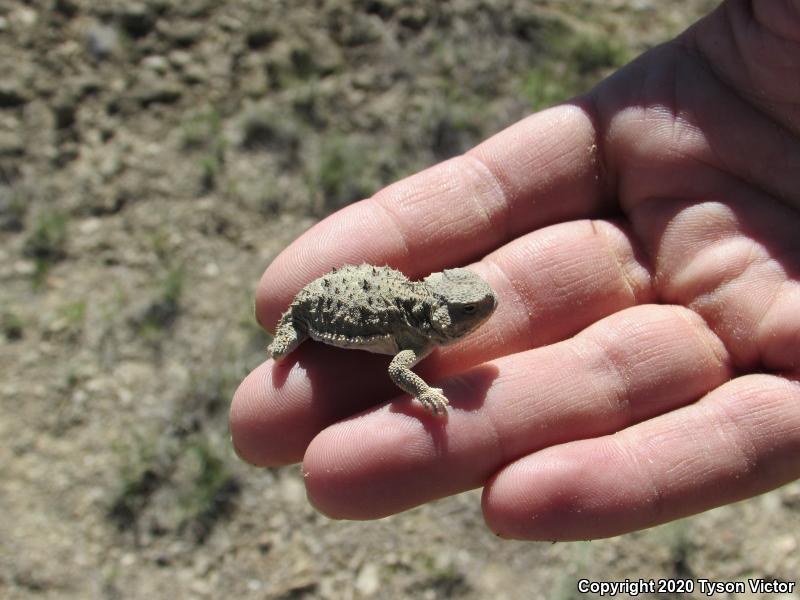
[577,92,617,209]
[482,255,539,344]
[592,220,645,305]
[370,198,413,263]
[609,431,667,519]
[580,335,635,427]
[458,152,513,243]
[700,398,760,478]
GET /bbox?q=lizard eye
[462,304,477,314]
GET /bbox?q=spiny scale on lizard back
[292,264,432,338]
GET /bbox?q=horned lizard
[267,264,497,414]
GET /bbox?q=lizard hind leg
[267,310,308,360]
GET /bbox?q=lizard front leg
[388,349,448,415]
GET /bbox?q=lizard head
[424,268,497,342]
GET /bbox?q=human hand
[230,0,800,539]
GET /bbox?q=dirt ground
[1,1,798,598]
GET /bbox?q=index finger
[257,104,606,330]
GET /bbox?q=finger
[482,374,800,540]
[256,104,605,331]
[301,305,733,519]
[426,218,654,372]
[231,219,654,467]
[230,345,397,466]
[629,193,800,372]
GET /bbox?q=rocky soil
[1,0,798,599]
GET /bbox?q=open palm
[231,0,800,539]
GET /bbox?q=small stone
[188,579,211,596]
[181,64,207,85]
[280,475,306,505]
[168,50,192,68]
[142,55,169,73]
[218,14,242,32]
[161,20,204,47]
[397,5,429,30]
[355,562,381,596]
[132,72,182,106]
[79,218,102,235]
[14,260,36,276]
[13,7,38,27]
[120,552,137,567]
[85,24,118,60]
[203,262,219,277]
[775,534,797,554]
[0,130,24,156]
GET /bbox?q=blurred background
[1,0,798,598]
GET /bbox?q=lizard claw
[417,387,449,415]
